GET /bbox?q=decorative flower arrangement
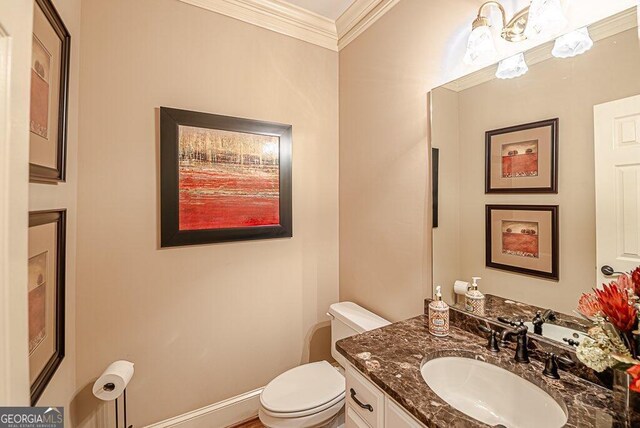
[575,266,640,393]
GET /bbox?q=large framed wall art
[160,107,293,247]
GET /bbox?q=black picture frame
[30,0,71,183]
[486,205,559,281]
[485,118,558,194]
[160,107,293,247]
[29,209,66,405]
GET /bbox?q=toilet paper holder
[115,388,132,428]
[93,360,135,428]
[96,383,132,428]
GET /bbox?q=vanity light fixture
[464,0,568,66]
[551,27,594,58]
[464,1,526,65]
[524,0,567,40]
[463,22,497,65]
[495,53,529,79]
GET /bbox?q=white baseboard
[145,387,264,428]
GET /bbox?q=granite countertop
[336,315,626,428]
[451,294,591,333]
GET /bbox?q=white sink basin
[421,357,567,428]
[523,322,588,345]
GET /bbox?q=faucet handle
[498,316,526,328]
[542,352,575,379]
[562,337,580,347]
[543,309,557,322]
[478,324,500,353]
[542,353,561,379]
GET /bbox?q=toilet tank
[328,302,390,368]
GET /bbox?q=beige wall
[29,0,81,414]
[339,0,481,322]
[432,29,640,314]
[75,0,338,425]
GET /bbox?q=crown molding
[336,0,402,50]
[177,0,339,51]
[442,7,638,92]
[176,0,401,52]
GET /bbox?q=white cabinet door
[594,94,640,284]
[385,399,425,428]
[346,365,385,428]
[346,405,372,428]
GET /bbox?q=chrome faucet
[498,317,530,363]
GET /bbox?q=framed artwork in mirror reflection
[486,205,559,281]
[485,118,558,193]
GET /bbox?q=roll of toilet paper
[92,360,134,401]
[453,280,470,295]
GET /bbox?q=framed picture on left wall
[28,210,66,405]
[29,0,71,183]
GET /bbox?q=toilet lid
[260,361,345,415]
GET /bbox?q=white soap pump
[465,277,486,316]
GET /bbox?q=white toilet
[258,302,390,428]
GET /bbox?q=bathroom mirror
[430,7,640,345]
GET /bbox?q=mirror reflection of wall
[431,9,640,315]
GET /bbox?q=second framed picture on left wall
[29,0,71,183]
[28,210,66,405]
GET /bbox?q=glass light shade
[495,53,529,79]
[524,0,568,40]
[552,27,594,58]
[463,25,497,65]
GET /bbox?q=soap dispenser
[465,277,485,316]
[429,286,450,337]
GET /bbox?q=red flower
[628,365,640,393]
[628,364,640,378]
[577,292,601,317]
[594,282,638,332]
[616,274,634,294]
[632,267,640,296]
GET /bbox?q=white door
[0,0,33,405]
[594,94,640,285]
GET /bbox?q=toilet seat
[260,361,345,418]
[261,393,345,418]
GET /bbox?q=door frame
[0,0,33,405]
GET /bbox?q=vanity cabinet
[346,364,425,428]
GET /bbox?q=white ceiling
[284,0,356,20]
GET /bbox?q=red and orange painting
[502,221,539,258]
[30,35,51,139]
[501,140,538,178]
[178,125,280,231]
[28,251,47,355]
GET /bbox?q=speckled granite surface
[445,301,609,388]
[336,315,637,428]
[448,294,590,333]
